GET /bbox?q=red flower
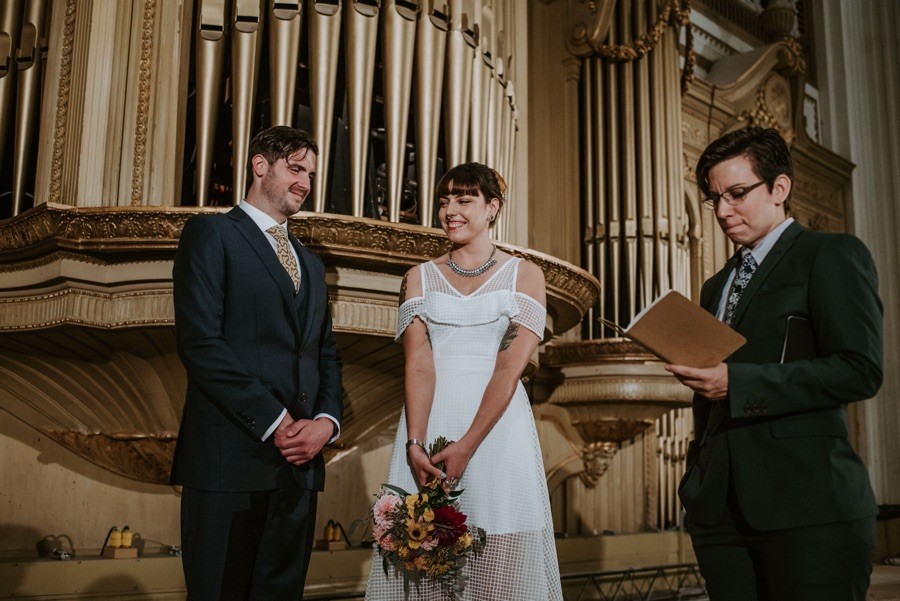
[432,505,467,545]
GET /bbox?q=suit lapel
[705,253,740,313]
[228,207,303,337]
[730,220,803,328]
[290,233,317,348]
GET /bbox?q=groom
[171,126,343,599]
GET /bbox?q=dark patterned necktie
[266,225,300,293]
[723,250,757,326]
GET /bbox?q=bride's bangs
[436,174,482,199]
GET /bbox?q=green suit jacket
[679,221,882,531]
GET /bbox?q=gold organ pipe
[582,62,596,337]
[486,54,500,172]
[443,1,475,167]
[231,0,265,205]
[649,5,668,293]
[309,0,342,213]
[345,0,379,218]
[618,0,637,319]
[591,59,607,336]
[11,0,47,216]
[468,0,484,162]
[604,24,620,327]
[195,0,227,207]
[480,8,495,167]
[635,0,655,307]
[382,0,417,222]
[0,0,23,177]
[664,31,686,294]
[268,0,303,126]
[414,1,449,227]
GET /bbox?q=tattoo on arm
[498,322,519,352]
[398,273,409,305]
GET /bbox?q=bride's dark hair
[435,162,507,227]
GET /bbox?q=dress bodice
[397,259,546,366]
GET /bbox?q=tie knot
[740,250,757,272]
[267,225,288,240]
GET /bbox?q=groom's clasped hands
[274,414,333,466]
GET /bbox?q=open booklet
[598,290,746,368]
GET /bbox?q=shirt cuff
[262,408,287,442]
[314,413,340,444]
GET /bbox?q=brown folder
[598,290,746,368]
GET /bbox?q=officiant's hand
[408,445,445,488]
[431,440,475,491]
[274,415,332,466]
[666,363,729,400]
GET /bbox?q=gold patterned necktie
[266,225,300,293]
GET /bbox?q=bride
[365,162,563,600]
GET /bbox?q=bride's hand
[409,445,445,488]
[430,440,475,491]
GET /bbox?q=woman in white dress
[365,163,563,600]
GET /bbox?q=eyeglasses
[702,181,766,209]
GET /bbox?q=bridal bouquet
[360,436,487,599]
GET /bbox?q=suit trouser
[688,486,875,601]
[181,485,318,601]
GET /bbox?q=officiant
[666,127,883,601]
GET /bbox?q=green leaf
[382,483,411,497]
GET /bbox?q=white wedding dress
[365,258,563,600]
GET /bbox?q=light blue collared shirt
[716,217,794,320]
[238,201,340,444]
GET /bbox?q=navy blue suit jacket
[170,206,343,492]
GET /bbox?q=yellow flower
[414,555,429,570]
[459,532,472,548]
[398,546,409,558]
[406,519,428,549]
[422,507,435,522]
[421,493,429,504]
[406,494,419,516]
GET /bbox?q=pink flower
[373,494,402,527]
[419,536,438,551]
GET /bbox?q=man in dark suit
[171,126,343,599]
[668,127,883,601]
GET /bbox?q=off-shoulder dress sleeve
[511,292,546,340]
[396,297,425,342]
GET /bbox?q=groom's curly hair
[246,126,318,185]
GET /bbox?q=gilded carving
[43,429,177,484]
[736,75,794,141]
[48,0,78,205]
[130,0,158,206]
[578,440,618,488]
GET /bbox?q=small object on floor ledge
[102,546,138,559]
[316,519,349,550]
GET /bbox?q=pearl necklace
[447,245,497,277]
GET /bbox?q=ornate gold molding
[43,430,177,484]
[48,0,78,205]
[130,0,158,206]
[0,205,600,333]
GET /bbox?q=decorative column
[34,0,192,208]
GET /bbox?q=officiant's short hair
[696,127,794,212]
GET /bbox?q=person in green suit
[667,127,883,601]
